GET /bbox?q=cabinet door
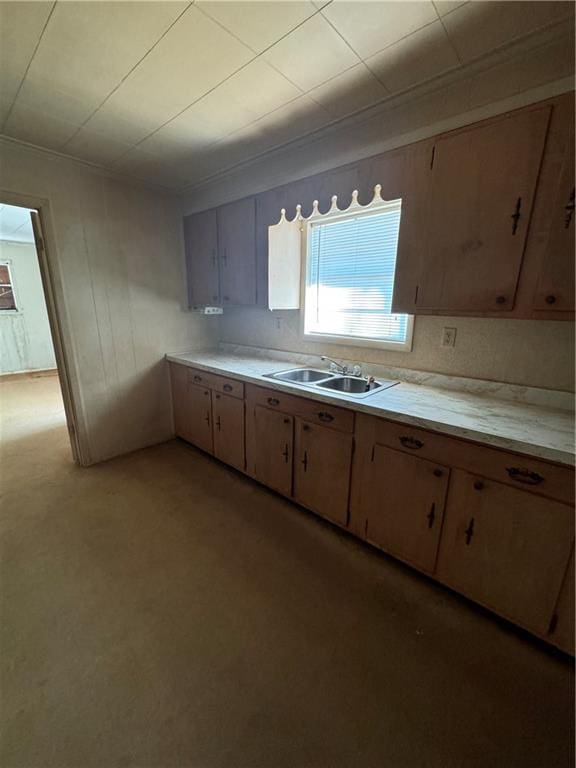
[366,445,449,573]
[549,548,574,655]
[253,406,293,495]
[436,470,574,635]
[218,197,256,306]
[183,210,219,306]
[293,419,353,526]
[533,110,575,312]
[417,107,551,312]
[212,392,245,471]
[186,383,213,454]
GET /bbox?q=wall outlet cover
[441,327,457,347]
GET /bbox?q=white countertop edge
[166,352,575,468]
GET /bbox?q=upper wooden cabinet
[409,106,551,313]
[218,197,256,306]
[183,209,219,307]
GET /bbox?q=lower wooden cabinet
[365,445,449,573]
[185,383,213,454]
[293,419,353,526]
[436,470,574,636]
[548,548,574,653]
[212,392,245,471]
[253,405,293,495]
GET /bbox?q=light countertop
[166,350,575,467]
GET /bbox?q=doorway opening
[0,202,79,469]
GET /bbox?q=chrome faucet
[321,356,349,375]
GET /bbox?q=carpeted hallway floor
[0,375,574,768]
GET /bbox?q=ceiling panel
[3,101,78,149]
[22,2,188,124]
[321,1,438,59]
[442,0,575,62]
[95,6,254,136]
[64,129,133,165]
[0,1,53,106]
[197,1,318,53]
[367,20,459,93]
[308,63,388,118]
[263,13,360,90]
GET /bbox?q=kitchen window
[0,263,17,311]
[303,199,413,350]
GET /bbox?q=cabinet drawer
[213,375,244,400]
[186,367,219,390]
[184,367,244,399]
[371,417,574,505]
[246,384,354,433]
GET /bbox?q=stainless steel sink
[266,368,336,383]
[316,376,398,398]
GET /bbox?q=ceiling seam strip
[61,2,196,150]
[1,0,58,133]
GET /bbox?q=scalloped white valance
[267,185,393,310]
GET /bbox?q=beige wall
[0,138,218,464]
[181,35,574,393]
[220,308,574,392]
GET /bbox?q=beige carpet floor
[0,375,574,768]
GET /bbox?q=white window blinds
[304,199,409,344]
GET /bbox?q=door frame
[0,189,84,465]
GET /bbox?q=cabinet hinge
[370,444,375,462]
[548,613,559,635]
[430,145,436,169]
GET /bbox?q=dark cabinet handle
[495,295,507,305]
[317,412,334,423]
[223,384,233,392]
[193,375,202,382]
[427,502,436,529]
[302,424,310,432]
[223,295,230,302]
[212,295,218,302]
[267,397,280,406]
[216,416,221,432]
[433,468,443,477]
[510,196,522,235]
[215,394,220,400]
[283,418,290,425]
[399,436,423,450]
[204,412,210,426]
[506,467,544,485]
[301,451,308,471]
[545,295,557,304]
[564,187,575,228]
[221,248,227,263]
[465,517,475,545]
[473,480,484,491]
[282,443,289,463]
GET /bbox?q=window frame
[300,202,414,352]
[0,260,19,313]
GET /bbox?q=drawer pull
[193,374,202,382]
[267,397,280,406]
[473,480,484,491]
[399,436,423,450]
[506,467,544,485]
[433,468,443,478]
[465,517,475,545]
[317,411,334,423]
[301,451,308,471]
[427,502,436,529]
[282,443,289,463]
[223,384,233,392]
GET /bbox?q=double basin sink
[264,368,398,399]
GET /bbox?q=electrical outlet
[441,327,457,347]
